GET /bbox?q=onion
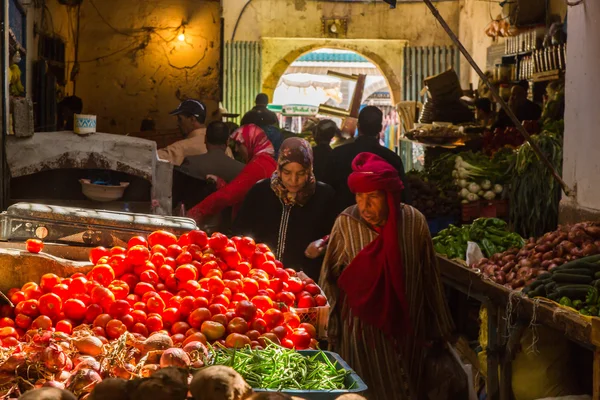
[160,348,191,368]
[73,336,104,357]
[511,279,526,289]
[56,370,71,382]
[43,380,65,389]
[518,259,533,268]
[111,364,135,380]
[73,357,101,373]
[559,241,576,252]
[570,247,584,257]
[535,244,550,253]
[582,243,599,256]
[0,353,26,373]
[501,255,515,264]
[66,369,102,396]
[136,334,173,355]
[548,263,559,271]
[541,260,552,269]
[44,345,67,373]
[140,364,160,378]
[542,251,554,261]
[584,226,600,237]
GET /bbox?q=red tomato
[209,304,227,316]
[40,274,61,292]
[0,318,15,328]
[93,313,112,329]
[263,309,284,328]
[134,282,155,297]
[63,299,86,321]
[242,278,259,297]
[175,265,198,282]
[227,317,249,334]
[232,292,249,302]
[223,271,244,281]
[237,237,256,258]
[120,273,139,291]
[305,284,321,296]
[283,312,301,328]
[10,291,25,305]
[15,313,32,329]
[146,296,165,314]
[314,294,327,307]
[287,277,304,294]
[299,323,317,339]
[139,269,159,286]
[109,300,131,319]
[234,262,251,277]
[252,252,268,270]
[106,319,127,339]
[259,261,277,276]
[131,323,149,337]
[56,320,73,335]
[91,286,115,309]
[89,264,115,287]
[208,233,228,251]
[147,230,177,248]
[141,291,160,303]
[127,245,150,266]
[131,309,147,324]
[133,302,146,312]
[207,277,225,295]
[127,236,148,249]
[251,295,273,312]
[85,304,103,324]
[285,268,297,277]
[110,246,126,256]
[164,274,178,292]
[23,284,43,301]
[187,308,211,329]
[38,293,62,318]
[25,239,44,253]
[162,307,181,326]
[221,247,241,268]
[89,247,110,264]
[235,300,257,321]
[212,294,230,307]
[108,281,130,300]
[256,243,271,253]
[167,244,183,259]
[271,325,287,340]
[20,299,40,318]
[146,315,163,333]
[31,315,52,330]
[150,252,166,268]
[290,329,311,349]
[273,269,290,283]
[158,290,173,303]
[189,230,208,248]
[192,296,208,309]
[120,314,135,330]
[133,261,156,277]
[158,264,174,281]
[51,283,70,300]
[297,296,316,308]
[126,294,140,306]
[107,255,128,278]
[176,252,193,265]
[68,277,88,296]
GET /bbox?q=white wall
[562,1,600,212]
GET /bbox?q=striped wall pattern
[223,41,262,124]
[402,46,461,102]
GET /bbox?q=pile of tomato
[1,231,325,350]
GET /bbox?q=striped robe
[319,204,454,400]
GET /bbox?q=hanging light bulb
[178,26,186,42]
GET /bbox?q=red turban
[338,152,411,337]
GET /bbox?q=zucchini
[551,268,594,277]
[527,279,550,290]
[555,255,600,271]
[547,292,560,301]
[552,273,593,284]
[594,271,600,279]
[545,281,557,291]
[556,285,594,300]
[537,272,552,281]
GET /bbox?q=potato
[190,366,252,400]
[18,388,76,400]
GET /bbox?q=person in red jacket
[186,124,277,224]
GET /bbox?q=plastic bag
[467,241,485,267]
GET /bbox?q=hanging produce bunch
[405,172,460,219]
[471,222,600,290]
[509,126,563,239]
[433,218,525,260]
[453,151,510,203]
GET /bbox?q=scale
[0,203,197,248]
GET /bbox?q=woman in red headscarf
[318,152,455,400]
[187,124,277,225]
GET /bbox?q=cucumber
[551,268,594,277]
[547,292,560,301]
[556,285,594,300]
[527,279,550,290]
[537,272,552,281]
[555,255,600,271]
[552,273,593,284]
[545,281,557,291]
[594,271,600,279]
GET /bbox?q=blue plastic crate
[253,350,368,399]
[427,214,459,236]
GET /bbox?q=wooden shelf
[531,69,564,83]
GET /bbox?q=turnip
[493,184,503,194]
[467,183,481,194]
[88,378,129,400]
[459,188,470,199]
[190,366,252,400]
[481,180,492,190]
[483,191,496,200]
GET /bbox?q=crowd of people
[157,94,468,400]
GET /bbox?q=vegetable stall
[0,204,365,399]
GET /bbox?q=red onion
[160,348,191,368]
[66,369,102,395]
[43,380,66,389]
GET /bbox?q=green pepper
[587,287,599,305]
[480,238,496,258]
[559,297,573,307]
[588,306,598,316]
[573,299,584,310]
[580,308,591,316]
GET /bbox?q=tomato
[168,295,183,309]
[235,300,257,321]
[223,271,244,281]
[151,244,168,256]
[10,291,25,305]
[108,281,130,300]
[146,296,165,314]
[40,273,61,292]
[0,327,18,339]
[146,315,163,332]
[176,252,193,266]
[187,308,211,329]
[250,295,273,312]
[50,283,70,300]
[161,307,180,326]
[232,293,249,303]
[305,283,321,296]
[62,299,86,321]
[110,246,127,256]
[120,314,135,330]
[299,323,317,339]
[133,302,146,311]
[257,261,276,276]
[237,237,256,259]
[205,269,223,280]
[127,236,148,249]
[109,300,131,319]
[149,252,166,268]
[158,264,174,281]
[212,294,230,307]
[0,318,14,328]
[85,304,103,324]
[289,328,311,349]
[189,230,208,248]
[285,268,297,278]
[15,314,32,329]
[175,265,198,282]
[233,261,251,277]
[23,284,42,301]
[32,315,52,330]
[164,274,178,292]
[227,317,249,334]
[120,273,139,291]
[139,269,159,286]
[314,294,327,307]
[131,323,149,338]
[201,321,226,341]
[134,282,155,297]
[127,245,150,266]
[271,325,287,340]
[130,309,147,324]
[56,320,73,335]
[184,280,201,295]
[90,286,116,312]
[167,244,183,259]
[251,252,268,270]
[89,264,115,287]
[273,269,290,283]
[283,312,301,328]
[108,254,129,278]
[297,296,316,308]
[287,277,304,293]
[148,230,177,248]
[92,326,106,338]
[164,257,177,269]
[263,309,284,328]
[206,277,223,296]
[209,303,227,316]
[242,278,259,297]
[106,319,127,339]
[184,332,208,346]
[141,291,160,303]
[133,260,156,277]
[193,297,209,310]
[225,333,251,349]
[89,247,110,264]
[281,338,294,349]
[208,233,228,251]
[38,293,62,318]
[20,299,40,318]
[221,247,241,269]
[25,239,44,253]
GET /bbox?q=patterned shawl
[231,124,274,160]
[270,137,316,207]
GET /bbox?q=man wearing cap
[158,99,232,166]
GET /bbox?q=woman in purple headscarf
[232,137,337,281]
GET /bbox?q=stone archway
[362,79,391,102]
[261,38,408,106]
